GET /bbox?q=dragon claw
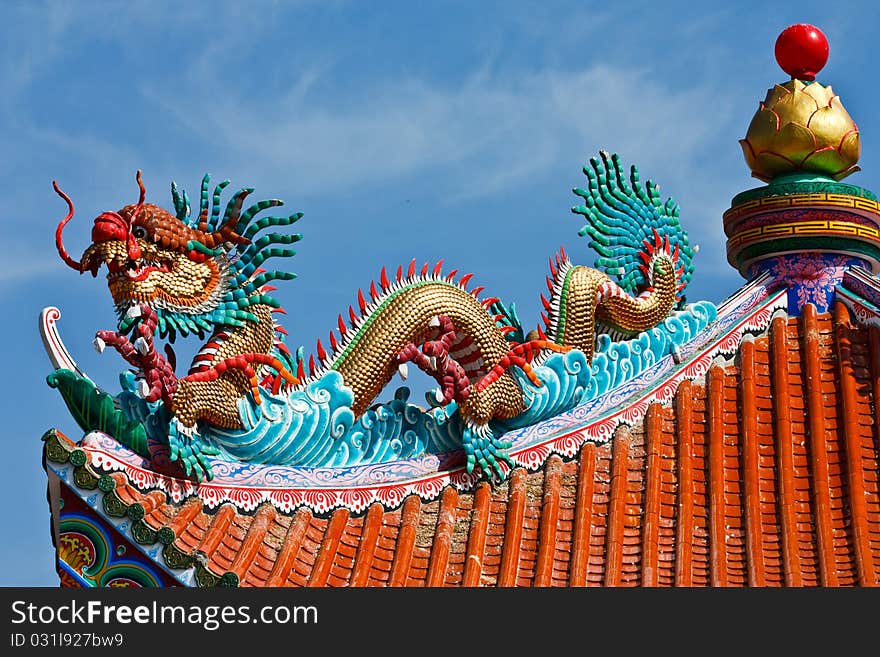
[93,336,105,353]
[125,305,142,320]
[134,337,150,355]
[463,424,513,482]
[167,419,214,483]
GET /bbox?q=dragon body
[49,152,696,481]
[323,278,527,423]
[542,253,679,361]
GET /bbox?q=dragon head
[53,171,302,340]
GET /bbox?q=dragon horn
[53,181,83,272]
[135,169,146,205]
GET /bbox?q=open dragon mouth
[107,258,172,282]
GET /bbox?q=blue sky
[2,0,877,586]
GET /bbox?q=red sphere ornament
[775,23,829,81]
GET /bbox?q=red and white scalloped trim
[84,448,481,514]
[838,287,880,327]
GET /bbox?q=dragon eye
[132,226,148,239]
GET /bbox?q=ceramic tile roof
[47,300,880,586]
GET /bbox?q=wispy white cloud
[2,1,753,309]
[0,3,75,100]
[2,2,740,215]
[146,61,729,203]
[0,248,63,286]
[0,1,321,106]
[4,2,759,293]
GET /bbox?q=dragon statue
[45,151,697,483]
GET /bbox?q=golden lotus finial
[740,24,860,182]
